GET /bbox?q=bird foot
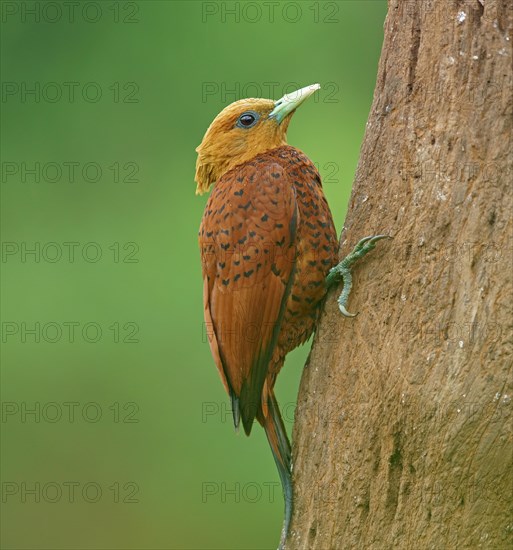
[326,235,391,317]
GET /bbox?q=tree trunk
[287,1,512,548]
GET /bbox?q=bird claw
[351,234,391,256]
[338,302,359,318]
[328,234,391,317]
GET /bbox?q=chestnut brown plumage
[196,84,387,547]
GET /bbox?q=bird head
[195,83,320,195]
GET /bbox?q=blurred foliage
[1,1,386,548]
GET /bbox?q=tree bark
[287,1,512,548]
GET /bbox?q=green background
[0,1,386,548]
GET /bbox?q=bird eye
[240,114,255,126]
[236,111,259,129]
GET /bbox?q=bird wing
[199,159,298,435]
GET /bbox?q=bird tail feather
[258,391,292,549]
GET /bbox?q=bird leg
[326,235,391,317]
